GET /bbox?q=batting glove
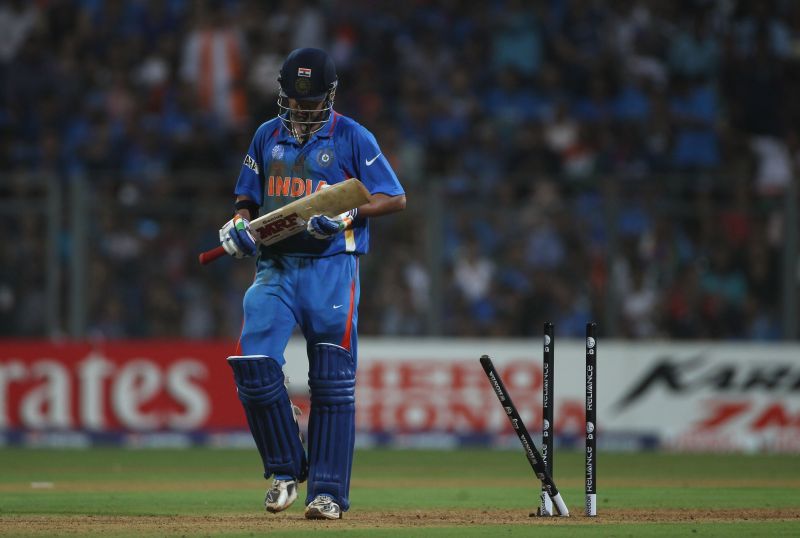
[219,214,258,258]
[307,209,357,240]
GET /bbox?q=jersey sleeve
[234,127,266,206]
[349,125,405,197]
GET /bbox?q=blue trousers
[239,252,360,365]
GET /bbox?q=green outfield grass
[0,448,799,536]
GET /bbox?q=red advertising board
[0,341,248,432]
[8,338,793,452]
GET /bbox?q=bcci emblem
[316,148,334,167]
[295,78,311,96]
[271,145,284,160]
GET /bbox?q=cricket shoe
[304,494,342,520]
[265,478,298,513]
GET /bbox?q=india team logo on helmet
[295,78,312,96]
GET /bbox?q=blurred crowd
[1,0,799,340]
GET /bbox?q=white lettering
[519,434,540,467]
[0,361,26,428]
[77,352,115,430]
[166,360,209,429]
[488,372,505,402]
[113,360,161,430]
[20,360,71,429]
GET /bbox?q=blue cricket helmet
[278,47,338,101]
[277,48,338,139]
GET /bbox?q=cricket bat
[199,178,370,265]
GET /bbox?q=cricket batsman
[217,48,405,519]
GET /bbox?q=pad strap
[306,343,356,510]
[228,356,307,481]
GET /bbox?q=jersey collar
[276,111,337,145]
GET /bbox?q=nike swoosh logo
[333,304,343,309]
[366,153,381,166]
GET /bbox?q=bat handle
[198,245,226,265]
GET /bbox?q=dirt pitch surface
[3,508,800,535]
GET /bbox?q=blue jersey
[234,112,404,257]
